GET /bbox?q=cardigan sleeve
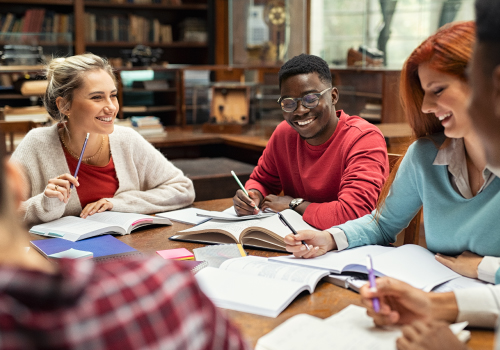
[11,128,73,226]
[106,128,195,214]
[334,141,424,248]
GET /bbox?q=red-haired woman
[284,21,500,284]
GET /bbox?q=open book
[170,209,317,252]
[255,304,470,350]
[29,212,172,242]
[269,244,461,292]
[194,256,329,317]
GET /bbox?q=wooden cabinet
[331,68,405,124]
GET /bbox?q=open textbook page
[155,207,212,225]
[171,209,318,252]
[194,256,329,317]
[255,304,469,350]
[196,206,275,221]
[30,212,171,242]
[270,245,461,291]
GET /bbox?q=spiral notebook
[30,235,143,263]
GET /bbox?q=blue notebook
[30,235,143,263]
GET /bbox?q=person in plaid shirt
[0,150,247,349]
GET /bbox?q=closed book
[31,234,143,263]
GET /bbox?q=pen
[71,133,90,189]
[231,170,259,210]
[366,255,380,313]
[277,211,310,251]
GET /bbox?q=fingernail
[314,246,319,251]
[300,246,305,251]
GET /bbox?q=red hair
[376,21,476,215]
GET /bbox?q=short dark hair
[476,0,500,42]
[278,54,332,89]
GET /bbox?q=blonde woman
[11,53,195,225]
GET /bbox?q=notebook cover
[156,247,194,260]
[175,259,209,274]
[30,235,142,262]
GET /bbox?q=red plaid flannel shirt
[0,257,248,350]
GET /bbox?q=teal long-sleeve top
[334,133,500,283]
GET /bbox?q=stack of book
[130,116,167,138]
[358,102,382,122]
[179,18,207,43]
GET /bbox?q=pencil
[231,170,259,210]
[71,133,90,189]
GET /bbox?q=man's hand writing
[233,189,262,216]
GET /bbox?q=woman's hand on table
[81,198,113,218]
[435,251,483,279]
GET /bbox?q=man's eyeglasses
[277,87,333,113]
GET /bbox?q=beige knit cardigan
[11,124,195,226]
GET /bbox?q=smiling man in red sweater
[233,54,389,230]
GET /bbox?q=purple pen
[366,255,380,313]
[71,133,90,189]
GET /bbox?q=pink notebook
[156,248,194,260]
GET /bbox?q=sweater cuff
[477,256,500,284]
[244,180,269,199]
[326,227,349,251]
[41,193,66,212]
[454,286,500,328]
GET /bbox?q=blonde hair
[43,53,116,122]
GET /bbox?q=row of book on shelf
[0,11,73,42]
[96,0,182,4]
[84,13,173,44]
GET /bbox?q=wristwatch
[289,198,304,210]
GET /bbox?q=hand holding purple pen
[366,255,380,312]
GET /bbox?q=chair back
[0,120,37,153]
[387,153,422,245]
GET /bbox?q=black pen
[277,212,310,251]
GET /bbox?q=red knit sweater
[245,110,389,230]
[63,148,119,208]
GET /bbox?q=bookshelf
[0,0,214,65]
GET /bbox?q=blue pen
[71,133,90,189]
[366,255,380,313]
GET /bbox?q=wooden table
[29,198,495,349]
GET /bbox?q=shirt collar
[433,138,494,199]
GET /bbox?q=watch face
[290,198,303,209]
